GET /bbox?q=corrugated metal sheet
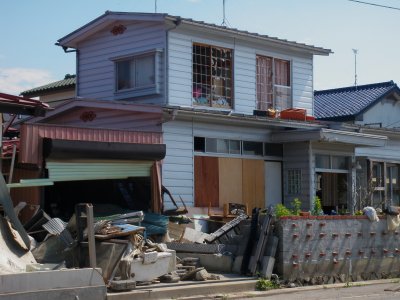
[46,160,152,181]
[19,123,163,165]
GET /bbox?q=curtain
[256,56,273,110]
[275,59,290,86]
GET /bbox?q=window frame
[287,168,302,195]
[256,55,292,111]
[111,49,162,99]
[192,43,233,109]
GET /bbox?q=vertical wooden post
[86,203,96,268]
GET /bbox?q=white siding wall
[168,28,314,115]
[162,119,271,209]
[77,21,166,104]
[356,138,400,161]
[355,98,400,128]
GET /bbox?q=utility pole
[352,49,358,87]
[155,0,157,13]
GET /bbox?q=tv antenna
[222,0,227,26]
[352,48,358,87]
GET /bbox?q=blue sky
[1,0,400,94]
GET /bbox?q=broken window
[256,55,291,111]
[192,44,233,108]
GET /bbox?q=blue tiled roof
[314,81,399,120]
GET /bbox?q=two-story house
[315,81,400,211]
[18,11,388,216]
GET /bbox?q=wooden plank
[242,159,256,210]
[194,156,219,207]
[243,159,265,210]
[255,161,265,209]
[218,157,243,208]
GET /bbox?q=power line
[347,0,400,11]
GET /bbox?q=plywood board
[218,157,243,208]
[255,161,265,209]
[194,156,219,207]
[243,159,265,210]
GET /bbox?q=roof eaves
[57,11,167,48]
[165,16,332,55]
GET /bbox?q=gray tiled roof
[21,77,76,97]
[314,81,399,120]
[57,11,331,55]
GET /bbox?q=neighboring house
[43,11,387,214]
[20,75,76,107]
[315,81,400,210]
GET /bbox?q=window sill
[114,84,160,100]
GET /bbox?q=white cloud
[0,68,55,96]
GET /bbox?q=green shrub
[311,196,323,216]
[291,198,302,216]
[255,277,279,291]
[275,204,292,218]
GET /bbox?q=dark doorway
[316,172,348,214]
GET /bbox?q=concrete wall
[275,216,400,283]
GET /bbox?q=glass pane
[331,156,348,170]
[135,55,155,87]
[316,155,330,169]
[264,143,283,156]
[372,162,384,187]
[205,138,217,153]
[117,60,133,90]
[216,139,229,153]
[387,166,400,206]
[274,86,291,111]
[194,137,205,152]
[229,140,240,154]
[243,141,263,156]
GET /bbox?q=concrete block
[130,252,173,282]
[176,253,233,272]
[260,256,275,279]
[232,256,243,273]
[0,268,106,300]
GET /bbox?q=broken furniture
[162,185,188,216]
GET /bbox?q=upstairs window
[116,54,155,91]
[192,44,233,109]
[256,55,291,111]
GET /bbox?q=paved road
[248,282,400,300]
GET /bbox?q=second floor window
[192,44,233,109]
[256,55,291,111]
[116,54,155,91]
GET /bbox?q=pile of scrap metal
[0,179,223,295]
[165,205,278,279]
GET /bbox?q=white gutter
[271,128,387,147]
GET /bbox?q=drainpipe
[56,44,78,97]
[165,18,181,109]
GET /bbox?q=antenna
[352,49,358,87]
[155,0,157,13]
[222,0,226,26]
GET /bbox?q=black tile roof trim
[314,81,396,96]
